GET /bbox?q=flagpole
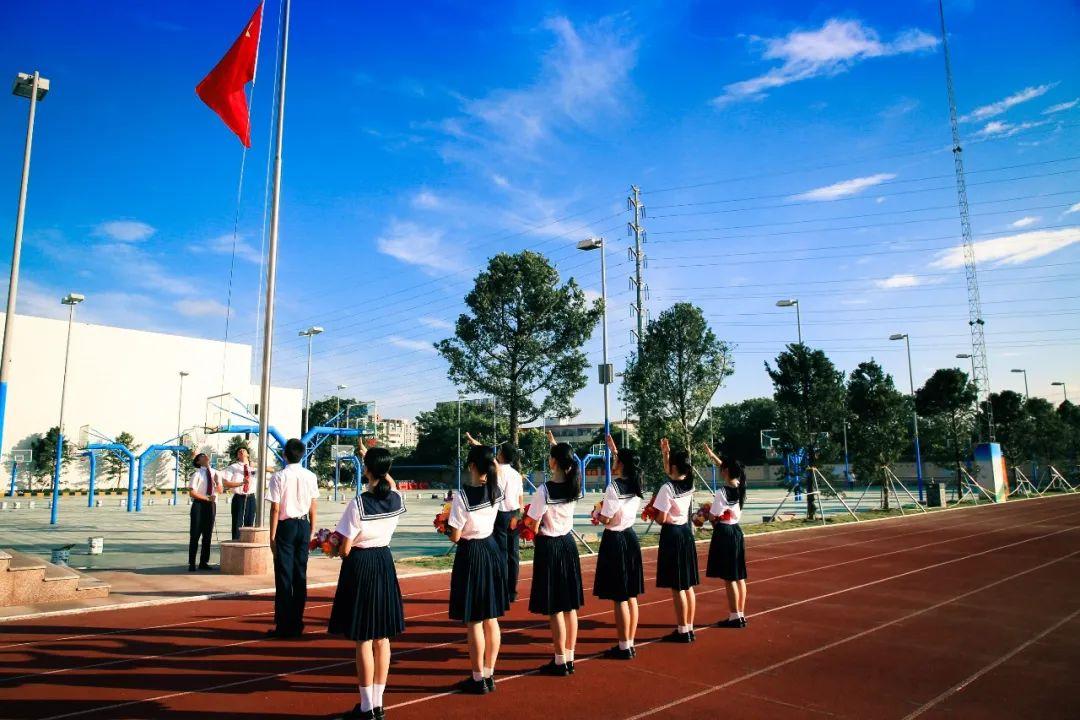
[255,0,290,526]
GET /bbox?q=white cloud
[973,119,1049,139]
[931,227,1080,269]
[191,233,262,264]
[959,83,1057,123]
[874,274,922,289]
[1043,99,1078,115]
[875,196,886,204]
[442,16,637,155]
[95,242,186,296]
[174,298,229,318]
[419,316,454,331]
[92,220,155,243]
[411,190,442,210]
[1065,202,1080,215]
[375,220,463,275]
[790,173,896,201]
[1010,216,1040,229]
[582,288,602,304]
[387,336,437,353]
[712,19,937,105]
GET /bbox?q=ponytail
[363,447,394,499]
[550,443,580,498]
[617,447,644,497]
[721,455,747,508]
[669,449,694,493]
[467,444,500,505]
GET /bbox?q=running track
[1,495,1078,719]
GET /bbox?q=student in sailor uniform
[329,447,407,720]
[445,444,508,696]
[467,432,525,604]
[703,445,748,629]
[222,446,257,540]
[188,453,223,572]
[267,438,319,639]
[524,434,585,676]
[593,434,645,660]
[654,438,700,644]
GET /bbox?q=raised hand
[464,431,482,447]
[659,437,670,458]
[547,429,557,447]
[702,442,722,466]
[605,433,618,457]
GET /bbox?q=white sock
[729,612,740,621]
[737,611,745,618]
[372,683,385,707]
[618,641,631,651]
[472,671,484,682]
[483,667,494,679]
[628,639,635,648]
[567,649,575,662]
[554,654,565,665]
[677,624,688,634]
[686,624,694,633]
[359,686,373,712]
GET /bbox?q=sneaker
[606,646,634,660]
[484,676,495,693]
[539,659,571,676]
[664,630,693,644]
[456,677,489,695]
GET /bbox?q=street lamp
[1010,369,1029,400]
[174,370,189,504]
[1051,381,1068,402]
[776,298,802,344]
[955,353,976,379]
[890,333,924,502]
[334,384,347,423]
[51,292,84,525]
[298,326,324,434]
[0,71,51,459]
[578,236,613,489]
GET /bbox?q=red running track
[1,494,1078,720]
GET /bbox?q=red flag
[196,3,263,147]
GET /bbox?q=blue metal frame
[136,442,187,512]
[83,443,136,511]
[8,460,17,497]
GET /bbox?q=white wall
[0,313,302,487]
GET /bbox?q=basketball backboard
[11,449,31,464]
[331,444,355,460]
[77,425,91,449]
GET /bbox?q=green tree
[1016,398,1068,468]
[915,368,977,497]
[704,398,778,464]
[101,431,139,489]
[982,391,1027,464]
[226,435,251,461]
[436,251,602,442]
[765,344,846,520]
[846,360,910,509]
[1057,400,1080,463]
[622,303,733,480]
[517,427,548,477]
[412,400,501,470]
[29,427,74,490]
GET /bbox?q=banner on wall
[972,442,1008,503]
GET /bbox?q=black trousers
[189,500,216,568]
[230,494,257,540]
[273,517,311,634]
[493,510,520,603]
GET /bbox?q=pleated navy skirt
[656,523,700,590]
[529,532,585,615]
[593,527,645,602]
[449,536,508,623]
[328,546,405,642]
[706,523,747,581]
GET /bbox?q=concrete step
[75,575,111,599]
[1,548,110,606]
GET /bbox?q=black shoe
[266,627,284,638]
[739,616,747,628]
[630,645,637,657]
[716,618,741,629]
[539,659,571,676]
[456,677,489,695]
[664,630,693,644]
[188,565,197,572]
[484,676,495,692]
[197,564,213,571]
[566,660,575,675]
[689,630,697,642]
[606,646,634,660]
[374,707,385,719]
[342,704,373,720]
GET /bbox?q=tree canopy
[915,368,977,495]
[845,360,910,509]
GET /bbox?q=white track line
[899,606,1080,720]
[37,511,1078,720]
[10,502,1070,682]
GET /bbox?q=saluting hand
[464,432,482,447]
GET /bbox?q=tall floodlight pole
[51,293,84,525]
[1051,382,1068,402]
[956,353,976,380]
[890,333,925,502]
[938,0,993,441]
[628,186,647,351]
[0,72,50,459]
[578,236,612,488]
[255,0,291,526]
[1011,369,1029,400]
[299,326,323,434]
[776,299,802,344]
[174,370,188,504]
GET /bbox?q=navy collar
[356,490,405,520]
[460,483,501,511]
[545,480,576,504]
[668,479,694,498]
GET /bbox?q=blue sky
[1,0,1078,424]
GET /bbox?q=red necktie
[242,465,250,494]
[206,469,215,498]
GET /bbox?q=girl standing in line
[654,438,700,643]
[524,433,585,676]
[592,433,645,660]
[703,444,748,628]
[328,447,407,720]
[445,444,507,695]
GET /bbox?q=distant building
[541,418,638,449]
[378,417,418,448]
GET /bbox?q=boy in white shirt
[268,438,319,638]
[187,453,223,572]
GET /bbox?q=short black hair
[284,439,305,464]
[193,453,208,465]
[498,442,519,466]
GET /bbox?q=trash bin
[926,481,945,508]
